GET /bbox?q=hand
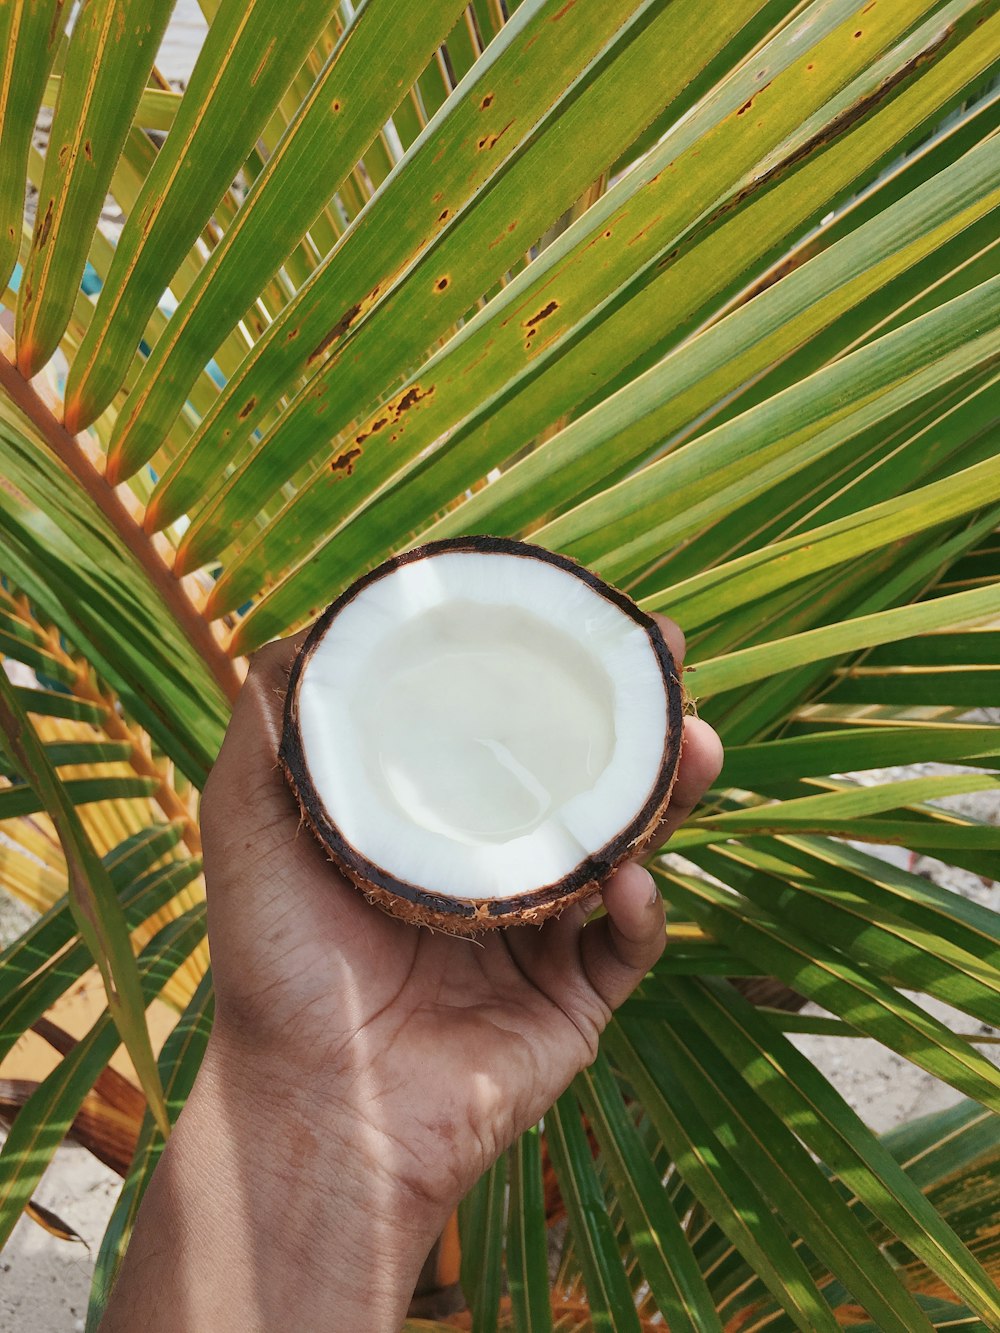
[201,614,721,1201]
[102,614,722,1333]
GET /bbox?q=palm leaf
[506,1126,553,1333]
[0,906,205,1248]
[86,967,215,1331]
[0,665,169,1136]
[459,1153,508,1333]
[1,1,999,1326]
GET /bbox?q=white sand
[0,1148,117,1333]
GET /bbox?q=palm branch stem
[0,349,242,706]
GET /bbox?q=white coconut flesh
[294,548,673,902]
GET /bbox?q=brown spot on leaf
[237,398,257,420]
[477,119,514,151]
[332,99,342,113]
[355,417,388,445]
[684,24,956,244]
[83,139,93,161]
[550,0,576,18]
[480,93,494,110]
[353,385,434,446]
[251,39,276,87]
[48,0,66,45]
[308,302,361,364]
[58,144,70,166]
[438,208,450,223]
[737,97,755,116]
[524,300,558,335]
[854,29,863,37]
[435,276,449,291]
[286,327,299,341]
[36,200,54,248]
[330,447,362,475]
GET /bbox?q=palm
[206,778,607,1196]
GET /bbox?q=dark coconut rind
[280,536,684,935]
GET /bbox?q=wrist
[198,1032,448,1322]
[204,1019,457,1216]
[103,1029,448,1332]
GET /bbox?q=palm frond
[0,1,997,1327]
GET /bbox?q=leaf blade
[0,669,169,1136]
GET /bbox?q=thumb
[200,630,310,850]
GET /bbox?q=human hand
[201,614,721,1206]
[102,614,722,1333]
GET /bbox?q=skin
[101,615,723,1332]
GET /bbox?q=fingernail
[645,870,660,906]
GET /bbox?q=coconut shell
[280,536,683,935]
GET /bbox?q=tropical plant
[1,0,999,1326]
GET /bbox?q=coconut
[280,536,683,933]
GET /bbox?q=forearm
[101,1037,445,1333]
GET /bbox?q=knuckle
[246,638,293,687]
[248,637,284,667]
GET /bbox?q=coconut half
[280,536,683,933]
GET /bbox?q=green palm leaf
[574,1055,725,1332]
[86,968,215,1331]
[459,1153,508,1333]
[0,666,169,1137]
[0,907,205,1248]
[1,0,998,1325]
[547,1091,644,1333]
[15,0,174,376]
[506,1126,552,1333]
